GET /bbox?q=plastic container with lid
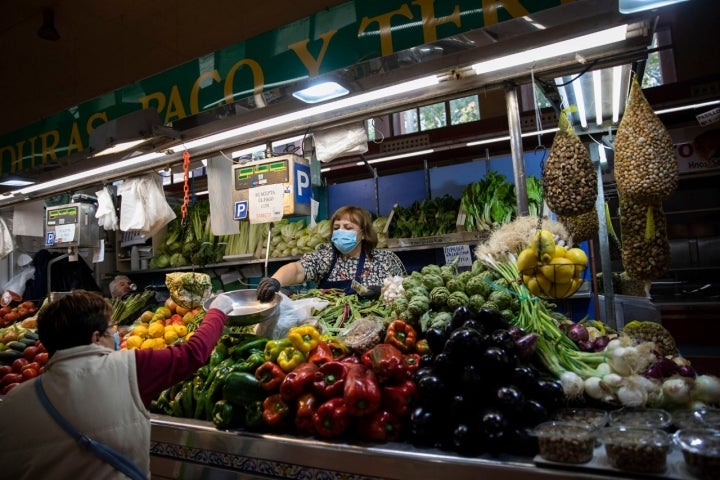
[553,407,609,430]
[672,408,720,430]
[673,428,720,480]
[532,421,597,464]
[609,407,672,429]
[599,426,671,473]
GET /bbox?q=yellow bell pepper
[287,324,320,353]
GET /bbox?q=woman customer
[0,289,235,479]
[257,205,406,301]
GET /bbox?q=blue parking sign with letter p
[234,201,248,220]
[46,231,56,246]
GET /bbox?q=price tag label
[443,244,472,268]
[55,224,76,243]
[248,184,284,223]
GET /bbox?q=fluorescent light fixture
[0,178,35,187]
[293,81,349,104]
[232,144,265,158]
[472,25,628,74]
[573,78,588,129]
[359,149,434,166]
[598,144,608,165]
[654,99,720,115]
[92,139,147,157]
[612,65,624,123]
[593,69,603,126]
[182,75,439,151]
[619,0,690,14]
[14,151,165,196]
[466,127,559,147]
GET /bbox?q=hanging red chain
[181,150,191,222]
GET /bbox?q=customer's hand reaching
[257,277,281,302]
[209,293,235,314]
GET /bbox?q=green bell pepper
[264,338,292,362]
[244,400,264,430]
[222,371,264,405]
[212,400,242,429]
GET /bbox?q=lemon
[153,338,167,349]
[530,230,556,262]
[141,338,156,350]
[565,247,589,275]
[173,324,188,337]
[517,248,539,274]
[126,335,144,349]
[540,257,575,284]
[147,322,164,339]
[164,330,179,345]
[524,277,542,297]
[534,271,553,296]
[131,325,148,338]
[553,245,568,258]
[549,281,573,298]
[155,306,172,319]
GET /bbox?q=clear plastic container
[532,421,597,464]
[674,428,720,480]
[673,408,720,431]
[553,407,609,430]
[599,426,671,473]
[609,407,672,429]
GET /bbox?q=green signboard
[0,0,572,177]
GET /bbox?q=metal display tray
[150,415,631,480]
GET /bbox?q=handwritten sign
[248,184,284,223]
[443,244,472,268]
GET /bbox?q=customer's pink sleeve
[135,308,225,408]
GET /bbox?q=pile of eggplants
[412,306,566,456]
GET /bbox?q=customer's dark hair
[37,290,112,356]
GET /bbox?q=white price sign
[248,184,284,223]
[443,244,472,268]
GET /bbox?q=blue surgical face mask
[331,229,359,254]
[113,331,120,351]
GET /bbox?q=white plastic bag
[95,186,118,231]
[0,217,14,260]
[313,122,368,163]
[118,174,176,236]
[255,292,329,339]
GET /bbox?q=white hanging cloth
[0,217,14,259]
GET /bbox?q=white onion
[662,377,693,405]
[692,374,720,404]
[560,371,584,398]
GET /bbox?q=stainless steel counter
[149,415,638,480]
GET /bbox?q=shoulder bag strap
[34,377,147,480]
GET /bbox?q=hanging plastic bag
[95,186,118,231]
[118,174,176,236]
[1,265,35,306]
[255,292,329,339]
[313,122,368,163]
[0,217,14,260]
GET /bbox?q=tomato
[22,361,39,372]
[23,346,39,361]
[12,358,29,373]
[1,382,19,395]
[34,352,49,366]
[0,372,22,387]
[169,314,184,325]
[0,365,12,376]
[21,367,38,380]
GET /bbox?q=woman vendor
[257,206,406,301]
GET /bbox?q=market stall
[1,1,719,479]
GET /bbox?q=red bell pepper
[279,362,319,401]
[401,353,421,379]
[307,341,333,365]
[255,361,286,391]
[381,379,417,418]
[356,409,402,442]
[343,363,381,417]
[312,361,348,398]
[313,397,350,438]
[262,393,290,428]
[294,392,318,435]
[384,320,417,353]
[365,343,405,383]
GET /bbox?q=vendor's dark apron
[319,251,366,294]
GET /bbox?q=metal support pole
[595,163,617,329]
[505,83,529,216]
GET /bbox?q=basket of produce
[203,289,280,327]
[517,229,588,299]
